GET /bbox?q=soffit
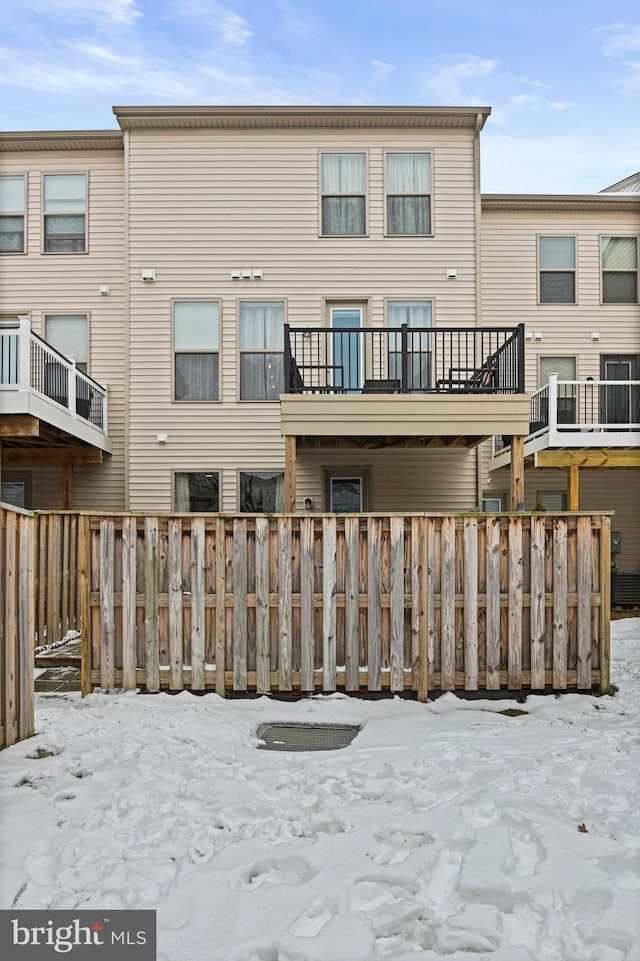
[114,105,491,131]
[0,131,124,152]
[482,194,640,213]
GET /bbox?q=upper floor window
[601,237,638,303]
[385,153,431,235]
[320,153,366,235]
[173,301,219,401]
[239,301,284,400]
[43,174,86,253]
[539,236,576,303]
[45,314,88,372]
[0,176,25,253]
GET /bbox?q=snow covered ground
[1,620,639,961]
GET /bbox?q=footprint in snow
[369,827,434,865]
[288,896,338,937]
[231,856,316,891]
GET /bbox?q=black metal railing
[284,324,525,395]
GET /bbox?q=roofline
[0,130,123,152]
[113,104,491,130]
[482,193,640,212]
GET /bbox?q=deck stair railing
[0,317,107,431]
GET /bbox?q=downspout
[474,111,484,510]
[123,129,131,511]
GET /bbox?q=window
[174,472,219,512]
[320,153,366,235]
[482,497,502,512]
[43,174,86,252]
[386,153,431,235]
[173,301,219,401]
[1,473,31,509]
[539,236,575,303]
[240,471,285,512]
[0,176,25,253]
[536,491,567,511]
[387,300,432,389]
[239,301,284,400]
[45,314,88,372]
[601,237,638,303]
[539,356,576,424]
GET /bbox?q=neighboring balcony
[491,373,640,470]
[281,324,530,446]
[0,317,111,454]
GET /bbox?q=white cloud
[171,1,252,45]
[601,22,640,56]
[424,55,499,104]
[370,59,394,80]
[15,0,142,26]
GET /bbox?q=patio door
[601,355,640,425]
[330,307,362,392]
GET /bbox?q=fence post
[599,515,611,693]
[79,515,91,697]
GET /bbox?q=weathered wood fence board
[1,506,35,748]
[3,510,612,717]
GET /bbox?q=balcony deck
[282,323,529,446]
[491,374,640,470]
[0,318,111,456]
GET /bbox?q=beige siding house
[1,106,638,584]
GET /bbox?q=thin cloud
[424,55,499,103]
[12,0,142,26]
[170,1,252,45]
[600,23,640,55]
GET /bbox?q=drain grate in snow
[256,722,361,752]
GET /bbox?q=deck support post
[285,435,296,512]
[62,463,73,510]
[509,435,525,510]
[567,465,579,511]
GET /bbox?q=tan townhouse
[1,106,638,594]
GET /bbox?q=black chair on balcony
[362,378,401,394]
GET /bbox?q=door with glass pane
[601,355,640,425]
[330,308,362,392]
[329,476,363,513]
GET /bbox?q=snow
[2,620,640,961]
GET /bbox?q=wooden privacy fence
[71,511,611,698]
[1,505,35,748]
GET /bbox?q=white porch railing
[493,373,640,458]
[0,317,108,436]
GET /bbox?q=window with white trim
[43,174,86,253]
[539,236,575,303]
[174,472,219,511]
[239,301,284,400]
[0,176,25,253]
[385,153,431,235]
[601,237,638,303]
[320,153,366,235]
[173,301,219,401]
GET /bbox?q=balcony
[0,317,111,454]
[281,324,530,447]
[491,373,640,470]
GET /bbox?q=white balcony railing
[493,372,640,460]
[0,317,109,446]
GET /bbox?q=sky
[2,618,639,959]
[0,0,639,193]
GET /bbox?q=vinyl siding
[126,126,480,511]
[0,148,126,509]
[481,208,640,389]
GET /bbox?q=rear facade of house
[1,106,638,585]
